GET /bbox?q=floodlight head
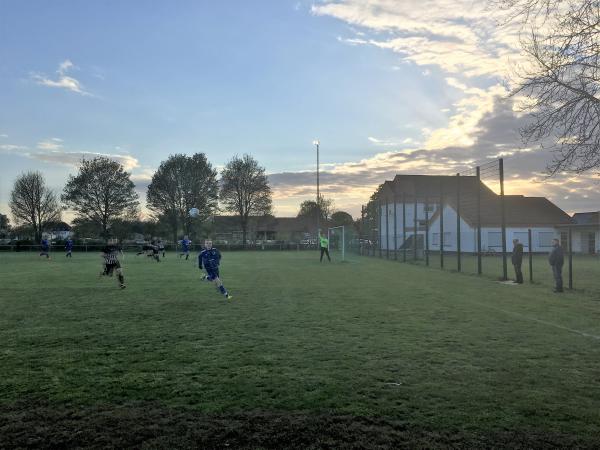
[313,140,320,146]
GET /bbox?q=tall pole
[385,200,390,259]
[425,196,429,266]
[394,195,398,260]
[476,166,482,275]
[500,158,508,280]
[413,196,418,261]
[568,226,573,289]
[528,228,533,283]
[456,173,461,272]
[402,193,407,262]
[315,140,320,237]
[440,182,444,269]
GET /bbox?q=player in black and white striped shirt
[100,244,126,289]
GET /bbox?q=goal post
[327,225,346,261]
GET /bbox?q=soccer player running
[199,239,231,299]
[158,239,165,258]
[150,239,161,262]
[65,238,74,258]
[40,237,50,259]
[318,230,331,262]
[180,236,192,260]
[100,243,126,289]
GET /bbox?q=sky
[0,0,598,222]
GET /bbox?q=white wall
[379,202,562,252]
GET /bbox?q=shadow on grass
[1,400,597,449]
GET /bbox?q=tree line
[3,153,355,246]
[6,153,272,246]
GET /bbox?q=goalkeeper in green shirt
[319,231,331,262]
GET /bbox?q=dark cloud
[267,95,600,214]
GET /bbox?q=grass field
[372,248,600,295]
[1,250,600,448]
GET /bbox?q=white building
[559,212,600,254]
[378,175,573,254]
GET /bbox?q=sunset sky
[1,0,598,220]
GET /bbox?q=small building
[212,215,315,243]
[44,221,73,241]
[378,175,573,253]
[560,212,600,254]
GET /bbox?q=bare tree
[62,157,139,241]
[498,0,600,174]
[220,154,272,247]
[9,171,61,242]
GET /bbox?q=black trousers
[513,263,523,284]
[320,247,330,262]
[552,265,563,291]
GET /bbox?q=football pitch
[1,250,600,448]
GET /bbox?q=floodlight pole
[314,140,320,238]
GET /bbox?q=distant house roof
[451,195,573,227]
[45,221,72,231]
[571,212,600,226]
[378,174,572,227]
[212,216,314,233]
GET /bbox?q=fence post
[425,196,429,266]
[385,200,390,259]
[361,205,365,256]
[393,195,398,260]
[440,183,445,269]
[378,200,382,258]
[568,226,573,289]
[528,228,533,283]
[456,173,461,272]
[402,193,407,262]
[413,196,418,261]
[476,166,482,275]
[500,158,508,280]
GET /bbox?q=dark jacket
[511,243,523,265]
[549,245,564,267]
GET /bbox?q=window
[538,232,555,247]
[488,232,502,247]
[425,203,436,213]
[513,231,529,247]
[432,233,451,246]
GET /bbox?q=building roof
[378,174,572,227]
[571,212,600,226]
[448,195,573,227]
[379,175,497,201]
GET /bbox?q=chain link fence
[359,158,600,295]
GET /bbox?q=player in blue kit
[198,239,232,299]
[179,236,192,260]
[65,238,73,258]
[40,238,50,259]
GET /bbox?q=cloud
[0,139,139,171]
[37,138,63,151]
[0,144,26,152]
[32,60,93,96]
[313,0,523,78]
[269,95,599,217]
[0,134,8,138]
[30,150,139,171]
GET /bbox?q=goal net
[327,225,358,262]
